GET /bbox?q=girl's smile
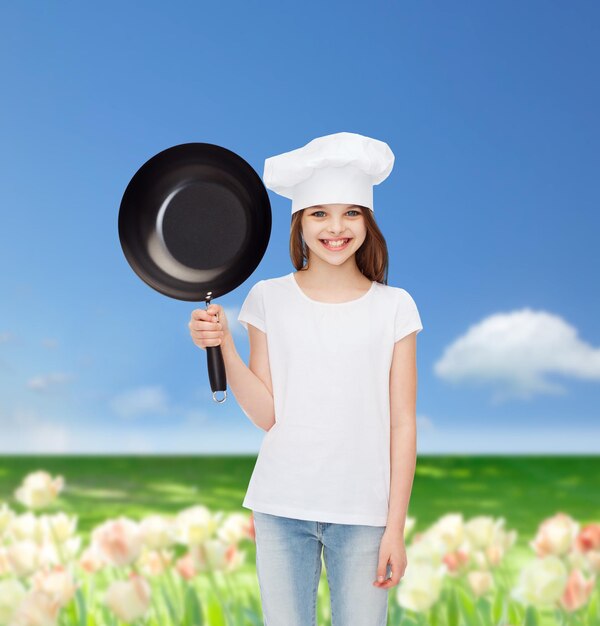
[319,237,353,251]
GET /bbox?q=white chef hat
[263,131,395,215]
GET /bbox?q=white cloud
[0,407,71,453]
[110,385,170,419]
[0,332,15,344]
[434,308,599,402]
[417,426,600,454]
[0,404,240,454]
[41,338,59,349]
[27,372,75,392]
[0,406,597,454]
[417,414,436,431]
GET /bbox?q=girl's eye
[311,210,361,217]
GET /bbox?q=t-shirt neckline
[288,272,377,305]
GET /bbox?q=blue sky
[0,2,598,454]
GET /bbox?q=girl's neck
[294,266,372,292]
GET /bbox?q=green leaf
[508,600,521,625]
[456,586,479,626]
[241,606,263,626]
[247,592,263,622]
[476,596,493,626]
[447,586,460,626]
[388,600,407,624]
[101,603,118,626]
[554,608,567,626]
[162,585,180,625]
[205,593,226,626]
[587,591,600,625]
[430,603,441,626]
[523,604,539,626]
[492,588,505,625]
[183,585,204,626]
[75,587,87,626]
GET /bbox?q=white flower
[406,533,446,568]
[191,538,245,573]
[40,513,78,544]
[14,472,64,510]
[465,516,504,550]
[7,513,44,544]
[428,513,464,552]
[511,554,568,607]
[467,570,494,597]
[0,503,16,538]
[0,546,11,576]
[6,540,42,577]
[174,506,223,546]
[404,516,416,538]
[137,547,174,576]
[396,562,446,612]
[0,579,27,624]
[139,514,177,550]
[104,575,151,623]
[217,512,252,544]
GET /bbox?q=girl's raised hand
[188,303,230,350]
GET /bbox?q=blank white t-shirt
[237,272,423,527]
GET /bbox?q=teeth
[322,238,349,247]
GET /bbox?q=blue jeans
[253,511,390,626]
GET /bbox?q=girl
[188,132,423,626]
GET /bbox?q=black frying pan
[118,142,271,403]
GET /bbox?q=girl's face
[301,203,367,266]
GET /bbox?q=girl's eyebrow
[312,205,360,210]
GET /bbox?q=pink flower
[31,565,77,608]
[9,589,61,626]
[138,548,174,576]
[78,544,108,573]
[575,523,600,553]
[91,517,143,567]
[442,549,470,574]
[560,568,596,612]
[530,513,579,557]
[175,553,197,580]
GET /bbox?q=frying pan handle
[206,346,227,403]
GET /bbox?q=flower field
[0,455,598,626]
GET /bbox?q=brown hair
[289,205,390,285]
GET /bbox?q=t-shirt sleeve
[237,280,266,333]
[394,288,423,342]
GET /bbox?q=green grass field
[1,454,599,626]
[2,454,598,543]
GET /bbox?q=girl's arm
[386,331,419,533]
[221,325,276,432]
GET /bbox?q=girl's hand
[188,304,230,350]
[373,529,407,589]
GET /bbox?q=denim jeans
[253,510,390,626]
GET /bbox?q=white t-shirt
[237,272,423,527]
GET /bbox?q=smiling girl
[189,132,423,626]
